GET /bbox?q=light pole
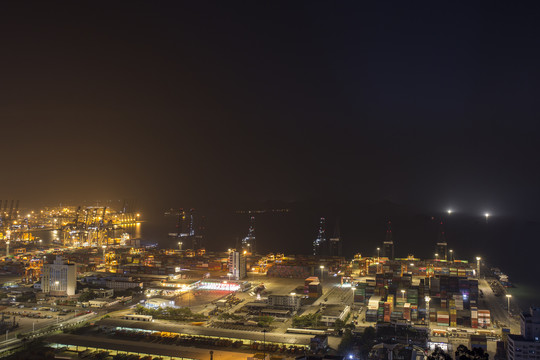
[262,329,267,359]
[102,245,106,262]
[320,265,324,281]
[401,289,406,302]
[376,247,380,263]
[425,296,431,326]
[178,242,183,251]
[435,253,439,261]
[506,294,512,315]
[476,257,481,278]
[484,213,490,223]
[449,249,454,262]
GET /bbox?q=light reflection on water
[35,217,177,248]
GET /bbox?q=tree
[78,290,98,302]
[334,319,345,331]
[338,328,354,354]
[429,346,453,360]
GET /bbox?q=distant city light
[447,209,452,214]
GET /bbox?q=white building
[105,280,143,290]
[321,304,350,325]
[146,297,175,309]
[42,256,77,296]
[507,307,540,360]
[228,250,246,280]
[267,294,301,311]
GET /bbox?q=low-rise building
[267,294,301,311]
[89,298,120,308]
[146,297,175,309]
[105,279,143,290]
[321,304,350,325]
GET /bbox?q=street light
[262,329,267,359]
[449,249,454,262]
[435,253,439,261]
[178,242,183,251]
[401,289,406,301]
[376,247,380,263]
[447,209,453,214]
[320,265,325,281]
[484,213,490,223]
[476,257,481,278]
[506,294,512,315]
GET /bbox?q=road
[478,279,520,333]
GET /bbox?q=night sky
[1,2,540,219]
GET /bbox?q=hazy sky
[0,2,539,218]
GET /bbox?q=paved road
[47,333,257,360]
[478,279,520,333]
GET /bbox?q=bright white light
[447,209,452,214]
[485,213,490,218]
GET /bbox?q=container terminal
[0,206,529,360]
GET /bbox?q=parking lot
[0,304,83,335]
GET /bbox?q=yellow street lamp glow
[320,265,324,269]
[476,256,481,261]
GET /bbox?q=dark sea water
[34,204,540,310]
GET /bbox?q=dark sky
[1,2,539,218]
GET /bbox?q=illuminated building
[42,256,77,296]
[241,215,256,254]
[313,217,326,256]
[383,220,394,260]
[436,221,448,261]
[228,250,246,280]
[328,220,342,257]
[507,307,540,360]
